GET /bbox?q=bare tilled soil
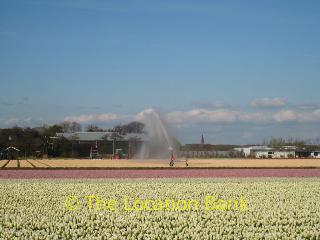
[1,158,320,169]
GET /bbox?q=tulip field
[1,178,320,239]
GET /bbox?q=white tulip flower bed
[0,178,320,240]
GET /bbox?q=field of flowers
[1,178,320,239]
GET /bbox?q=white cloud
[192,101,230,109]
[63,113,127,124]
[251,98,286,108]
[165,109,270,124]
[0,117,45,127]
[4,118,20,125]
[273,110,297,122]
[165,108,320,125]
[272,109,320,123]
[295,103,320,110]
[2,107,320,129]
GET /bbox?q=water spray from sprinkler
[136,108,174,159]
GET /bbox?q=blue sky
[1,0,320,144]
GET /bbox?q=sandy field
[1,158,320,169]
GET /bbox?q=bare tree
[60,121,81,133]
[86,124,104,132]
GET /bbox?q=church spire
[201,134,205,145]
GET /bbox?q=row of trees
[262,137,307,148]
[57,121,145,134]
[267,138,305,148]
[0,122,78,158]
[180,137,320,152]
[0,121,145,158]
[262,137,320,151]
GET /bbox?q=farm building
[234,146,270,157]
[179,135,242,158]
[0,147,20,160]
[250,148,295,159]
[51,132,148,158]
[247,147,320,159]
[295,150,320,159]
[310,151,320,158]
[179,149,243,158]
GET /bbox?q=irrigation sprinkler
[169,158,189,167]
[169,147,188,167]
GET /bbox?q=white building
[296,150,320,159]
[234,146,270,157]
[251,149,295,159]
[310,151,320,158]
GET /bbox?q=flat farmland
[1,158,320,169]
[1,168,320,178]
[0,160,9,168]
[4,160,18,168]
[1,179,320,239]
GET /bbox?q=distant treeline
[1,121,320,158]
[0,121,145,158]
[180,137,320,151]
[181,144,239,151]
